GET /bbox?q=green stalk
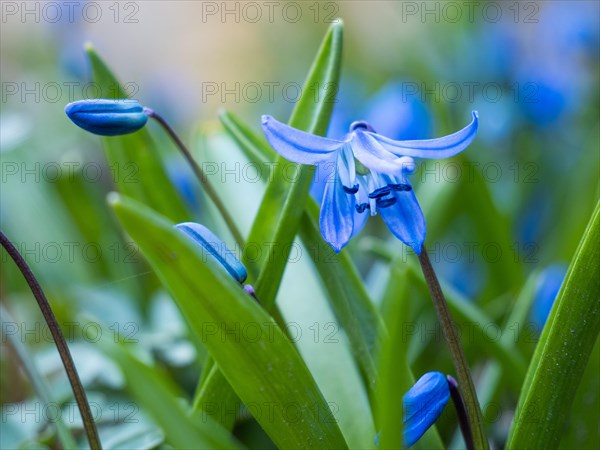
[145,109,245,248]
[417,246,488,450]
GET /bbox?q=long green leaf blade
[192,22,344,434]
[245,21,343,308]
[109,194,348,450]
[507,201,600,449]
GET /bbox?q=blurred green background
[1,1,598,449]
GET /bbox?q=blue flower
[374,371,450,448]
[175,222,247,284]
[262,112,478,253]
[403,371,450,447]
[65,99,148,136]
[530,264,567,330]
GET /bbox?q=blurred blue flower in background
[262,112,477,253]
[515,65,570,128]
[538,1,600,59]
[530,264,568,330]
[45,0,91,79]
[517,189,553,245]
[362,82,432,141]
[166,157,201,213]
[512,2,599,128]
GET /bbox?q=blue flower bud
[403,371,450,447]
[175,222,247,284]
[64,99,148,136]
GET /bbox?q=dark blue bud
[175,222,247,284]
[64,99,148,136]
[403,371,450,447]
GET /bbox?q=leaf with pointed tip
[245,21,344,309]
[109,194,348,450]
[507,201,600,449]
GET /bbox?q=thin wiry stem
[145,109,245,248]
[418,246,488,450]
[0,231,102,450]
[447,374,475,450]
[1,304,79,450]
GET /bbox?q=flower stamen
[356,203,371,214]
[368,186,391,199]
[389,183,412,192]
[376,197,397,209]
[343,184,359,194]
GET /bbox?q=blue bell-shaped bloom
[175,222,247,284]
[403,371,450,447]
[65,99,148,136]
[262,112,478,253]
[374,371,451,448]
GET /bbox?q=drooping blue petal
[377,175,425,254]
[367,111,478,159]
[65,99,148,136]
[403,372,450,447]
[261,115,345,165]
[319,157,355,252]
[175,222,247,283]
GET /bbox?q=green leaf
[99,339,241,450]
[220,110,276,162]
[507,201,600,449]
[377,263,445,450]
[244,21,344,307]
[299,202,382,394]
[376,263,410,450]
[85,44,189,223]
[109,194,348,450]
[195,21,351,432]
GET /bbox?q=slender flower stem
[1,304,79,450]
[0,231,102,450]
[145,109,245,248]
[417,246,488,450]
[447,375,475,450]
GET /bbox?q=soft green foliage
[508,201,600,449]
[101,338,241,449]
[109,194,348,449]
[2,9,599,450]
